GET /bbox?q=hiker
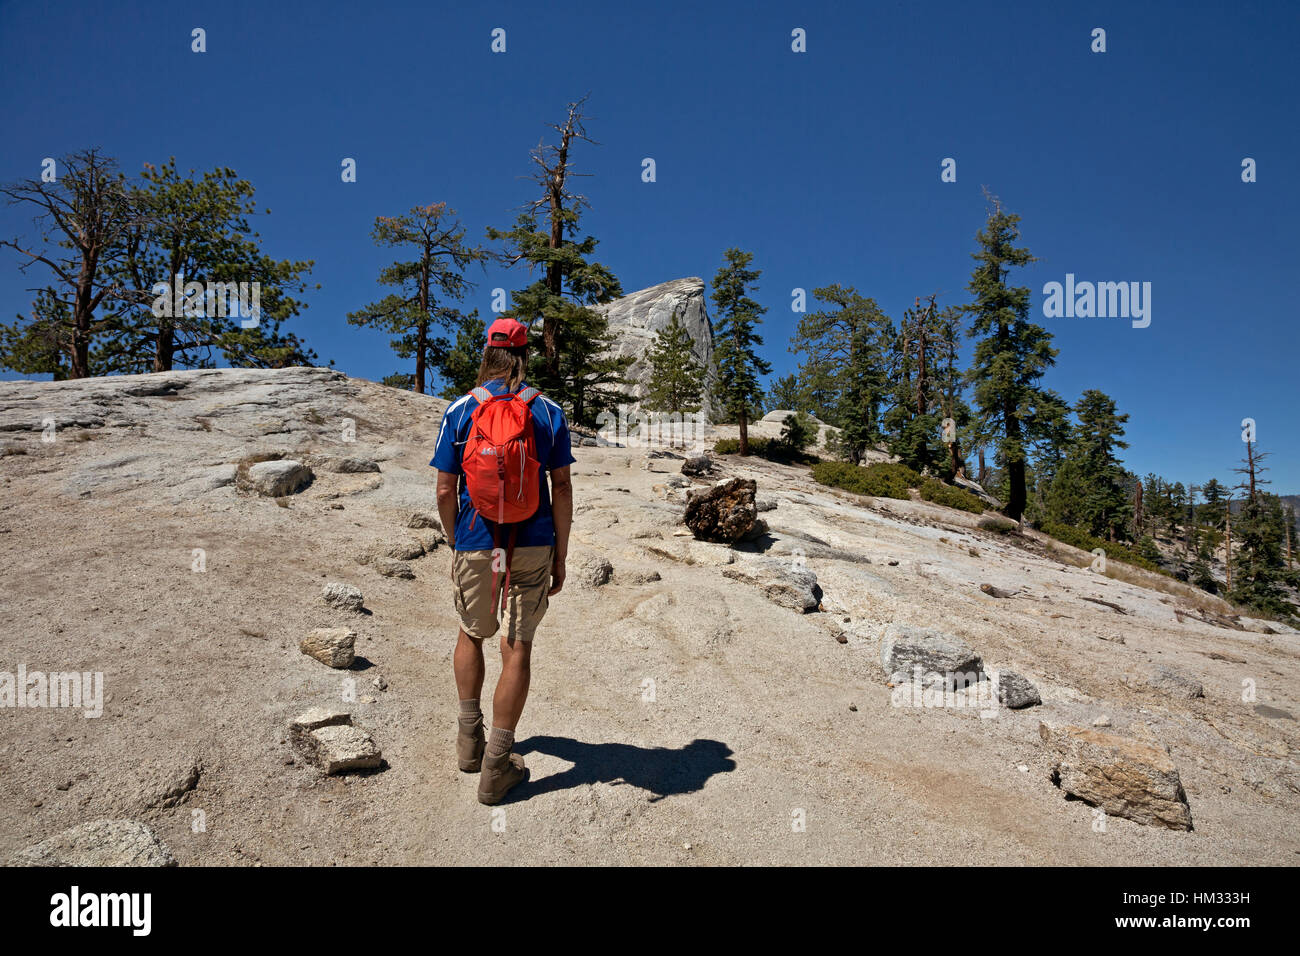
[431,317,574,804]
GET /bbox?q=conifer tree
[348,202,488,393]
[486,95,627,422]
[644,311,705,414]
[710,248,771,455]
[765,373,805,413]
[963,193,1057,520]
[789,284,891,462]
[1072,389,1130,540]
[113,157,318,373]
[1228,441,1295,619]
[0,148,139,378]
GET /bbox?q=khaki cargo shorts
[452,545,554,642]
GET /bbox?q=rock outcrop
[10,819,177,866]
[593,277,715,416]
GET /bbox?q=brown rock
[299,628,356,668]
[684,477,757,543]
[1040,721,1192,830]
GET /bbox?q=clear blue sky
[1,0,1296,491]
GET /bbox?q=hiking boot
[477,750,527,804]
[457,714,485,773]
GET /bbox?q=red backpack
[462,384,543,613]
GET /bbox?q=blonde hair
[475,344,528,392]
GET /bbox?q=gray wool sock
[458,698,481,720]
[486,726,514,757]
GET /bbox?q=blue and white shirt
[430,379,575,551]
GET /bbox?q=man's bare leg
[491,634,531,731]
[479,633,531,802]
[453,629,485,772]
[453,628,484,700]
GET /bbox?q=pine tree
[348,202,489,393]
[789,284,892,462]
[1200,478,1228,529]
[963,192,1058,520]
[110,157,319,373]
[884,296,946,473]
[1072,389,1130,540]
[486,95,626,420]
[935,303,974,479]
[643,311,705,414]
[765,373,804,413]
[432,310,486,398]
[0,148,139,378]
[1228,441,1295,619]
[710,248,771,455]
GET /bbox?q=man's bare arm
[436,470,459,551]
[549,466,572,596]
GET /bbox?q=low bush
[918,478,984,514]
[712,434,818,464]
[812,461,919,500]
[977,515,1018,533]
[1038,521,1164,575]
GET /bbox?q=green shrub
[812,461,919,500]
[779,411,817,453]
[918,478,984,514]
[977,515,1018,533]
[1039,521,1165,575]
[712,434,818,464]
[1136,535,1163,565]
[713,436,770,456]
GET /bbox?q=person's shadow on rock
[513,736,735,802]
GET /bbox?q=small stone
[578,556,614,588]
[372,677,388,691]
[879,623,983,688]
[412,529,444,552]
[299,725,382,775]
[300,628,356,668]
[684,477,757,543]
[407,511,444,532]
[1146,666,1204,700]
[322,582,364,612]
[290,707,352,733]
[681,455,713,477]
[384,538,425,560]
[246,459,313,497]
[994,670,1041,709]
[374,558,415,579]
[10,820,177,867]
[1093,715,1112,727]
[331,456,380,473]
[722,558,823,613]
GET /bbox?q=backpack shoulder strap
[516,386,540,405]
[469,386,493,404]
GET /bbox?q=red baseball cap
[485,317,528,348]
